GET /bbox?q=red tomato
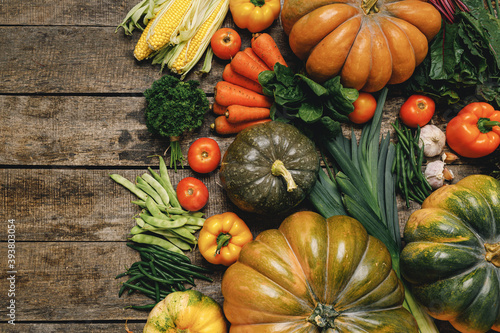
[176,177,209,211]
[348,92,377,124]
[187,138,221,173]
[210,28,241,60]
[399,95,435,128]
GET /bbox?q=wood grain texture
[0,0,498,332]
[0,23,293,94]
[0,322,146,333]
[0,168,234,241]
[0,242,226,321]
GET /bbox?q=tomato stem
[215,233,232,256]
[271,160,298,192]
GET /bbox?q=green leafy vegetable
[144,75,209,170]
[259,63,358,138]
[401,0,500,108]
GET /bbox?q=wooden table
[0,1,496,332]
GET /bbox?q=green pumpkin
[219,121,319,215]
[400,175,500,333]
[222,211,419,332]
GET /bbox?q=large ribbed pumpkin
[281,0,442,92]
[401,175,500,333]
[222,211,419,332]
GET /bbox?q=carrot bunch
[211,33,287,135]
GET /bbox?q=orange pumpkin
[281,0,442,92]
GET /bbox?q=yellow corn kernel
[170,0,228,74]
[133,16,157,61]
[146,0,194,51]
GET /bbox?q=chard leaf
[430,22,460,80]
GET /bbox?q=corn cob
[133,14,159,61]
[146,0,195,51]
[167,0,229,77]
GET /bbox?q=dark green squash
[219,121,319,215]
[400,175,500,333]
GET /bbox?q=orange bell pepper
[229,0,281,33]
[446,102,500,158]
[198,212,253,266]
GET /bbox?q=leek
[309,87,439,333]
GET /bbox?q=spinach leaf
[259,64,357,138]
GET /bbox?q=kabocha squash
[400,175,500,333]
[281,0,442,92]
[219,121,319,215]
[222,211,418,332]
[143,290,227,333]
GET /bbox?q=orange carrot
[251,33,288,70]
[211,102,229,116]
[225,105,271,123]
[211,116,271,135]
[223,64,264,94]
[230,51,268,83]
[214,81,273,108]
[243,47,271,71]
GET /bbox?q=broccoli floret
[144,75,209,170]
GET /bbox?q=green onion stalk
[309,87,439,333]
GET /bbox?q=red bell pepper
[446,102,500,158]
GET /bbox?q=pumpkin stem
[361,0,380,14]
[271,160,298,192]
[485,242,500,267]
[307,303,339,329]
[215,233,232,256]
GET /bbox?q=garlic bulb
[425,160,455,190]
[419,125,446,157]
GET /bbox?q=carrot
[225,105,271,123]
[214,81,273,108]
[251,33,288,70]
[230,51,268,83]
[222,64,264,94]
[211,102,229,116]
[211,116,271,135]
[243,47,270,71]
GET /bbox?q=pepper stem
[215,233,232,256]
[477,118,500,133]
[250,0,266,7]
[485,242,500,267]
[271,160,298,192]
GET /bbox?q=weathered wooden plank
[0,23,294,94]
[0,0,143,26]
[0,168,236,242]
[2,94,494,168]
[0,242,226,321]
[0,163,491,243]
[0,322,146,333]
[0,95,227,166]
